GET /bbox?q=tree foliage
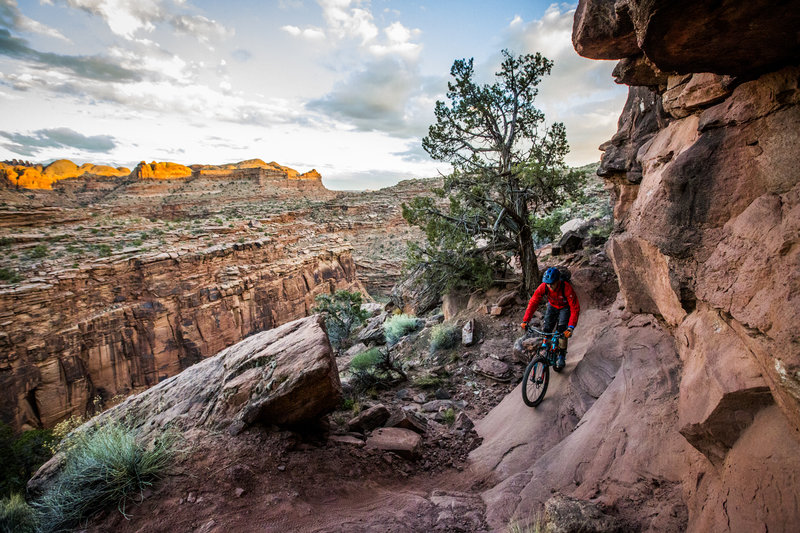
[403,49,585,294]
[313,290,369,349]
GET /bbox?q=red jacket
[522,281,580,327]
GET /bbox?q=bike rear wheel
[522,355,549,407]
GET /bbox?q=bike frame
[524,327,563,366]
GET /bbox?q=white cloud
[52,0,231,44]
[281,24,325,40]
[319,0,378,44]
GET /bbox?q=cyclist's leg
[542,304,558,333]
[555,307,570,369]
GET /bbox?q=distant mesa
[1,159,130,190]
[1,158,321,189]
[132,161,193,180]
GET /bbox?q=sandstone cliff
[564,0,800,530]
[0,239,362,432]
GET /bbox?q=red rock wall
[0,241,361,431]
[574,1,800,530]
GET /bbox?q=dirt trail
[89,309,623,533]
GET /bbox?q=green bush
[0,423,56,499]
[429,323,460,352]
[33,423,175,531]
[384,314,421,346]
[29,244,48,259]
[96,244,112,257]
[349,347,383,372]
[313,290,369,349]
[0,268,22,284]
[0,493,37,533]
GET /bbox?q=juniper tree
[403,49,583,295]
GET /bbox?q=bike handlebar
[525,327,563,338]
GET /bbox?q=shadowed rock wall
[0,241,361,432]
[573,0,800,530]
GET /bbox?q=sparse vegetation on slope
[33,422,176,532]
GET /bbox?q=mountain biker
[519,267,580,370]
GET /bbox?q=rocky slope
[515,0,800,530]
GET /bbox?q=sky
[0,0,627,190]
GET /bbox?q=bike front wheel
[522,355,549,407]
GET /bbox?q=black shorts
[543,304,570,333]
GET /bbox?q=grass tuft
[429,323,460,352]
[33,422,175,532]
[0,493,37,533]
[384,313,421,346]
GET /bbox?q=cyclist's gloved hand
[564,326,574,338]
[520,322,528,330]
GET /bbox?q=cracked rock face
[573,1,800,530]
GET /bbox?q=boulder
[442,290,470,320]
[357,312,387,344]
[390,266,440,315]
[346,404,391,433]
[552,231,583,255]
[29,315,341,495]
[365,427,422,458]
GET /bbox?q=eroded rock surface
[567,1,800,530]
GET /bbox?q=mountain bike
[521,328,565,407]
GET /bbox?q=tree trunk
[519,225,540,296]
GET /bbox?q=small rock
[413,394,427,404]
[277,465,286,472]
[235,487,245,498]
[454,412,474,431]
[366,427,422,458]
[187,492,197,503]
[462,319,475,346]
[490,305,504,316]
[385,409,428,434]
[473,357,512,382]
[196,519,217,533]
[328,435,366,447]
[434,388,451,400]
[421,399,454,412]
[395,388,413,401]
[347,404,391,432]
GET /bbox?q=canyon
[0,161,431,432]
[9,1,800,531]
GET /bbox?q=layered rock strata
[0,240,360,432]
[570,0,800,530]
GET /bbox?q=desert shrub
[384,314,421,346]
[349,347,407,393]
[530,210,568,248]
[0,423,57,499]
[0,493,37,533]
[313,290,369,349]
[96,244,112,257]
[429,323,460,352]
[349,347,383,372]
[33,422,175,532]
[442,407,456,426]
[412,374,444,390]
[29,244,48,258]
[0,268,22,284]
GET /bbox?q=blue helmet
[542,267,560,284]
